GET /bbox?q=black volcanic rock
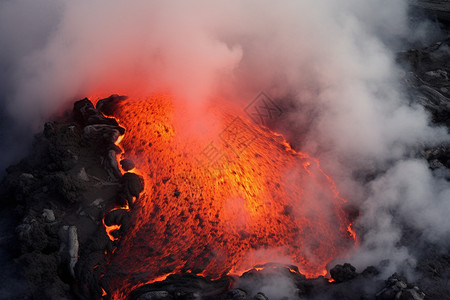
[410,0,450,24]
[330,263,357,283]
[16,217,50,253]
[119,172,145,208]
[96,94,128,116]
[18,252,70,299]
[398,40,450,128]
[254,292,269,300]
[73,98,123,131]
[122,172,145,197]
[376,273,425,300]
[129,273,231,300]
[415,254,450,299]
[226,289,247,300]
[104,208,128,226]
[0,98,139,299]
[139,291,173,300]
[362,266,380,278]
[421,144,450,170]
[120,158,136,171]
[83,124,122,146]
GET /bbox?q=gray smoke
[0,0,449,296]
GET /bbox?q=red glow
[347,223,357,241]
[104,223,120,242]
[103,205,129,242]
[99,95,356,298]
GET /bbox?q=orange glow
[347,223,357,241]
[99,95,356,298]
[115,134,124,146]
[104,223,121,241]
[102,205,129,242]
[146,271,178,284]
[232,265,301,276]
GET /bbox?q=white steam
[236,270,299,300]
[0,0,449,289]
[349,159,450,279]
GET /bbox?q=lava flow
[99,95,356,298]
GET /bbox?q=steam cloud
[1,0,449,297]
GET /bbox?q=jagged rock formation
[0,98,143,299]
[410,0,450,23]
[399,39,450,130]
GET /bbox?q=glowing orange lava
[103,205,129,241]
[99,95,356,298]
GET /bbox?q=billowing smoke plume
[1,0,449,293]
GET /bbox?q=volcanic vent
[95,94,356,298]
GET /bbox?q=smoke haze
[1,0,449,292]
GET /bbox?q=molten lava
[100,95,355,298]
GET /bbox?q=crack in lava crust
[100,95,356,298]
